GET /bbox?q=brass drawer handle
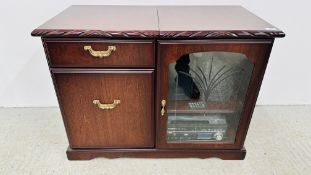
[84,45,116,58]
[93,99,120,110]
[161,99,166,116]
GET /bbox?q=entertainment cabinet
[32,5,285,160]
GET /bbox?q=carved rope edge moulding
[31,29,285,38]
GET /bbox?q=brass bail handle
[161,99,166,116]
[93,99,121,110]
[84,45,116,58]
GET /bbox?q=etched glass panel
[167,52,253,143]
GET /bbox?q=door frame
[156,39,274,149]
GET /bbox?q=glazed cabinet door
[157,40,273,149]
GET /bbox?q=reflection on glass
[167,52,253,143]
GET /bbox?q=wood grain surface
[31,5,285,38]
[66,147,246,160]
[32,5,159,38]
[53,71,154,148]
[44,39,155,67]
[158,6,285,38]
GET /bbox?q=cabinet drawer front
[44,40,155,67]
[53,70,154,148]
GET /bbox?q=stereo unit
[167,115,228,142]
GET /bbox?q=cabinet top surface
[32,5,285,38]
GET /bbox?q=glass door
[166,52,252,143]
[157,40,273,149]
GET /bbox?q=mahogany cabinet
[32,5,285,160]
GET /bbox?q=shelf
[167,100,242,114]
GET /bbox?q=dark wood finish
[53,70,154,148]
[32,5,159,38]
[32,6,285,39]
[32,5,285,160]
[159,30,284,39]
[66,147,246,160]
[33,29,159,38]
[43,39,155,67]
[158,6,285,38]
[51,68,154,74]
[157,39,274,149]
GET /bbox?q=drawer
[44,39,155,67]
[53,69,154,148]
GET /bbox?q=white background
[0,0,310,107]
